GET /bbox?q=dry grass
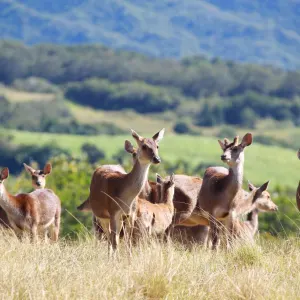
[0,86,55,102]
[67,102,174,133]
[0,231,300,299]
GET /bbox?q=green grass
[1,234,300,299]
[2,129,299,188]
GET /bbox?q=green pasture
[2,129,299,189]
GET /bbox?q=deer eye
[157,145,159,149]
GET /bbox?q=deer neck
[161,188,174,211]
[0,184,19,216]
[234,189,256,215]
[246,208,259,233]
[227,158,244,197]
[121,160,150,204]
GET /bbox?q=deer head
[23,163,52,189]
[156,173,175,202]
[125,129,165,165]
[218,133,253,167]
[248,181,278,212]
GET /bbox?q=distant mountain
[1,0,300,69]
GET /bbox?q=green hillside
[1,0,299,68]
[3,129,299,189]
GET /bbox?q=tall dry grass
[0,230,299,299]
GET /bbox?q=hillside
[3,128,299,189]
[1,0,300,69]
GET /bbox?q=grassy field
[2,129,299,189]
[0,85,55,102]
[1,232,300,299]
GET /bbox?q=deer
[231,181,278,242]
[132,173,175,241]
[77,164,127,239]
[23,163,52,189]
[172,178,277,245]
[0,163,53,230]
[0,167,61,242]
[77,144,160,239]
[170,133,253,250]
[89,129,165,254]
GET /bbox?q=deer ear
[152,128,165,143]
[248,180,256,191]
[131,129,142,143]
[259,181,270,192]
[23,163,35,175]
[124,140,135,154]
[156,173,163,184]
[1,168,9,180]
[170,173,175,184]
[218,140,226,151]
[240,133,253,148]
[43,163,52,175]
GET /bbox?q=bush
[173,122,193,134]
[81,143,105,164]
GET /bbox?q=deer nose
[221,155,227,161]
[152,156,161,164]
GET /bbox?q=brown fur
[0,168,61,242]
[172,133,253,250]
[133,174,175,240]
[89,129,165,254]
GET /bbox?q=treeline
[1,40,300,127]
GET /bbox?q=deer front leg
[209,217,221,250]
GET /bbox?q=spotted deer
[89,129,164,254]
[132,173,175,241]
[0,168,61,242]
[23,163,52,189]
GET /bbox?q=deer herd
[0,128,285,256]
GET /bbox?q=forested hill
[0,0,300,69]
[1,40,300,131]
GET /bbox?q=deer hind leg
[30,222,38,243]
[93,215,104,240]
[109,211,123,256]
[51,208,61,242]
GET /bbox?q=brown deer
[172,179,277,245]
[174,134,252,249]
[89,129,164,254]
[0,163,53,230]
[78,141,161,239]
[232,181,278,242]
[132,173,175,241]
[23,163,52,189]
[0,167,61,242]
